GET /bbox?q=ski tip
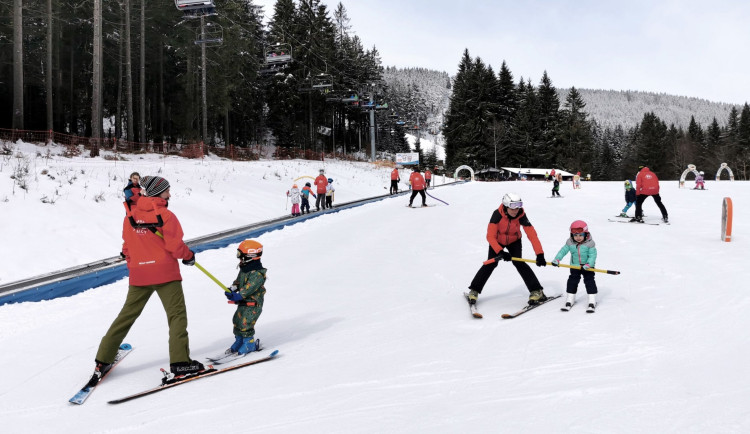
[269,349,279,357]
[500,314,513,319]
[119,343,132,350]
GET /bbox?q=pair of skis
[561,301,596,313]
[464,293,562,319]
[69,345,278,405]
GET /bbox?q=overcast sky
[253,0,750,105]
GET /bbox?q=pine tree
[557,86,593,174]
[535,71,560,167]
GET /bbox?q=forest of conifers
[0,0,420,155]
[444,50,750,180]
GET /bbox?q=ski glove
[225,290,244,302]
[535,253,547,267]
[499,251,512,262]
[182,250,196,266]
[582,263,591,270]
[551,259,560,267]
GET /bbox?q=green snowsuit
[231,261,267,338]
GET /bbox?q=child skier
[695,171,705,190]
[300,182,315,214]
[224,240,267,355]
[551,174,561,197]
[287,184,301,217]
[325,178,335,209]
[551,220,598,313]
[573,172,582,189]
[619,180,636,217]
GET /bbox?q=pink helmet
[570,220,589,235]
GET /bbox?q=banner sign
[396,152,419,165]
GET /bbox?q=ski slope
[1,147,750,432]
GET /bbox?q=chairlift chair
[265,43,293,64]
[312,73,333,89]
[175,0,216,17]
[194,22,223,46]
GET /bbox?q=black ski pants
[566,268,598,294]
[409,189,426,206]
[469,240,543,294]
[390,180,399,195]
[635,194,668,219]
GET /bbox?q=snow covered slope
[1,148,749,432]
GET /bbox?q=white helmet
[699,171,704,175]
[502,193,523,209]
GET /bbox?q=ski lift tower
[175,1,220,143]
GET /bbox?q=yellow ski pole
[483,256,621,275]
[151,229,230,292]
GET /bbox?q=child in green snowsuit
[551,220,598,312]
[224,240,267,354]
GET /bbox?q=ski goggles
[506,201,523,209]
[570,228,586,235]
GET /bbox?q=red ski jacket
[391,168,400,180]
[486,206,544,255]
[315,175,328,194]
[425,170,432,180]
[409,172,426,190]
[636,167,660,195]
[122,196,193,286]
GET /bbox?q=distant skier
[694,171,705,190]
[314,169,328,211]
[408,166,427,207]
[390,167,400,195]
[300,182,315,215]
[123,172,142,207]
[551,220,598,313]
[223,240,267,355]
[551,174,561,197]
[287,184,301,217]
[618,180,636,217]
[425,168,432,188]
[631,166,669,223]
[325,178,335,209]
[466,193,548,306]
[573,172,582,189]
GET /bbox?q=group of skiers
[286,169,335,216]
[468,165,672,313]
[89,172,269,389]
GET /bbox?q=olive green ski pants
[95,280,191,364]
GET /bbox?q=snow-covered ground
[1,143,749,433]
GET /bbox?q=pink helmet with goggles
[570,220,589,238]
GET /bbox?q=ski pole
[425,191,449,205]
[152,229,231,291]
[482,256,621,275]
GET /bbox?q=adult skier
[467,193,548,306]
[632,166,669,223]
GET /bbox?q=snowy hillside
[2,146,749,432]
[559,88,743,129]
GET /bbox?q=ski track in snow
[2,145,750,432]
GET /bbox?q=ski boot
[237,337,259,355]
[169,360,205,376]
[86,360,112,387]
[629,217,643,223]
[467,290,479,305]
[528,290,548,305]
[561,293,575,311]
[618,212,628,217]
[586,294,597,313]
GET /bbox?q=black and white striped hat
[141,175,171,197]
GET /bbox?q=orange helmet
[237,240,263,262]
[292,184,298,188]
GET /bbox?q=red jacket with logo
[314,175,328,194]
[122,196,193,286]
[391,168,400,180]
[409,172,426,190]
[486,206,544,255]
[636,167,660,195]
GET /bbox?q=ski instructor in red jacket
[632,166,669,223]
[466,193,548,306]
[314,168,328,211]
[91,175,204,387]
